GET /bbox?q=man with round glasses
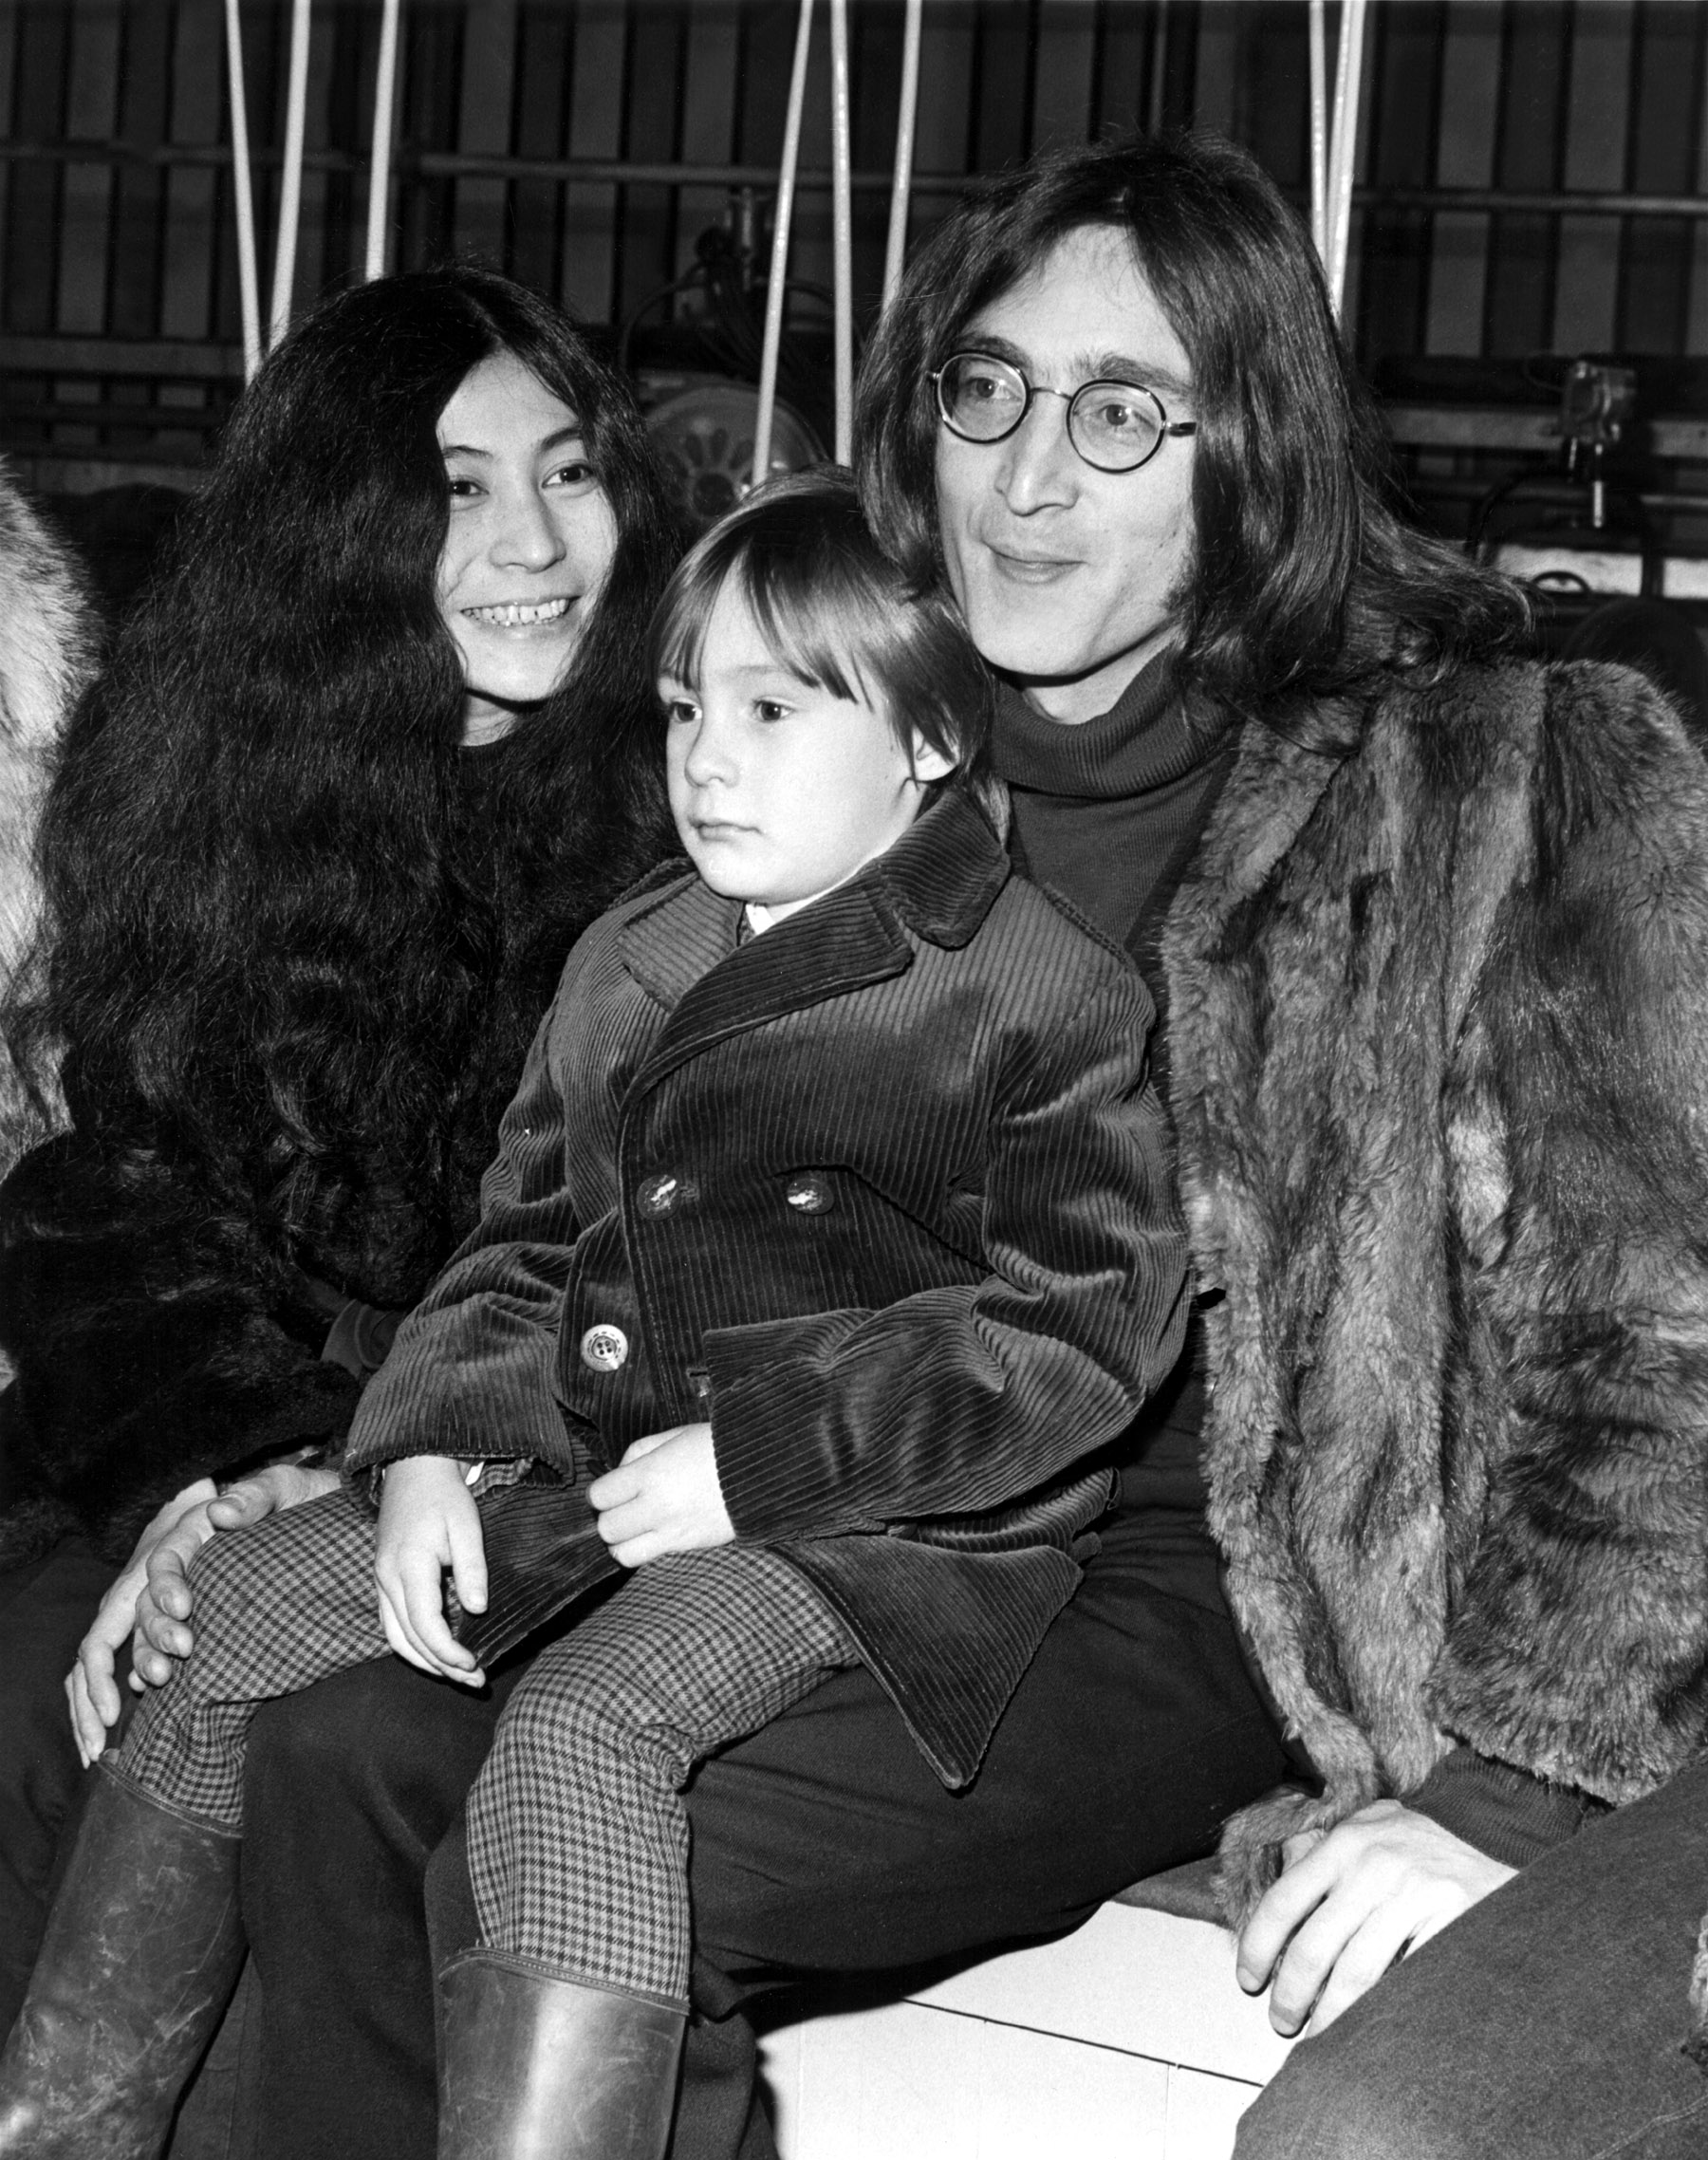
[933,349,1198,473]
[158,131,1708,2160]
[857,128,1708,2159]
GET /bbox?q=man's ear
[910,735,957,784]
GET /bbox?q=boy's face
[661,587,955,920]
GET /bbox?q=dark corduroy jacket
[344,786,1190,1787]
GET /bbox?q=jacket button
[580,1324,629,1372]
[637,1171,688,1218]
[785,1173,834,1215]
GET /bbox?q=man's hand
[373,1456,488,1686]
[588,1423,734,1568]
[1235,1798,1515,2037]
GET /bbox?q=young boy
[0,473,1188,2160]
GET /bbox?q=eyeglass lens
[936,353,1168,472]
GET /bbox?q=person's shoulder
[968,870,1154,1027]
[1401,650,1708,854]
[603,853,698,922]
[538,856,697,1017]
[564,855,696,955]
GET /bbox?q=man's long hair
[7,267,678,1284]
[858,131,1526,726]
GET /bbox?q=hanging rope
[363,0,401,282]
[268,0,312,350]
[882,0,922,316]
[1309,0,1328,263]
[223,0,262,381]
[1305,0,1370,321]
[752,0,813,490]
[829,0,854,462]
[1323,0,1369,322]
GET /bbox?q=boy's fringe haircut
[650,467,993,782]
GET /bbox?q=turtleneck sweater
[993,655,1237,1040]
[993,655,1239,1526]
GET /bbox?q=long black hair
[9,266,678,1298]
[857,131,1527,725]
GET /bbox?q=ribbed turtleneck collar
[991,654,1228,801]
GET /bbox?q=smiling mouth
[463,597,575,627]
[987,549,1078,580]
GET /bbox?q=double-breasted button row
[633,1169,837,1217]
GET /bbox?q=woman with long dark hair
[0,264,678,2031]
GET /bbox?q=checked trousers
[114,1487,853,2004]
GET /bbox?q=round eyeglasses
[932,351,1197,475]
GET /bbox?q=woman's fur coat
[1164,659,1708,1969]
[0,463,96,1181]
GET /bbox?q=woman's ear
[909,734,958,784]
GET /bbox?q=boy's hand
[588,1423,734,1567]
[374,1457,489,1686]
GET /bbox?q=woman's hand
[588,1423,734,1568]
[65,1460,341,1764]
[1235,1799,1515,2037]
[65,1478,218,1766]
[373,1456,488,1685]
[129,1461,343,1692]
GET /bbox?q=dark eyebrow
[439,422,587,459]
[955,331,1192,401]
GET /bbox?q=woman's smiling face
[436,350,621,742]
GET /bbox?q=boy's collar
[618,786,1010,1022]
[862,783,1010,951]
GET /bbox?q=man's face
[933,225,1197,725]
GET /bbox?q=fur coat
[1162,659,1708,1926]
[0,462,97,1182]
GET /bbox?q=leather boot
[436,1951,686,2160]
[0,1765,244,2159]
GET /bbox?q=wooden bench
[165,1870,1290,2160]
[757,1864,1292,2160]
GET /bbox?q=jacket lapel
[619,788,1010,1102]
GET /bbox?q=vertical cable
[1326,0,1369,319]
[1147,0,1169,135]
[753,0,813,490]
[224,0,262,381]
[363,0,401,281]
[881,0,922,318]
[269,0,312,350]
[1309,0,1328,261]
[829,0,853,461]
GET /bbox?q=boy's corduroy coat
[1160,659,1708,1937]
[345,786,1190,1788]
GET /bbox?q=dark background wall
[5,1,1708,585]
[6,1,1708,362]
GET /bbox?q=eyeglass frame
[930,349,1199,475]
